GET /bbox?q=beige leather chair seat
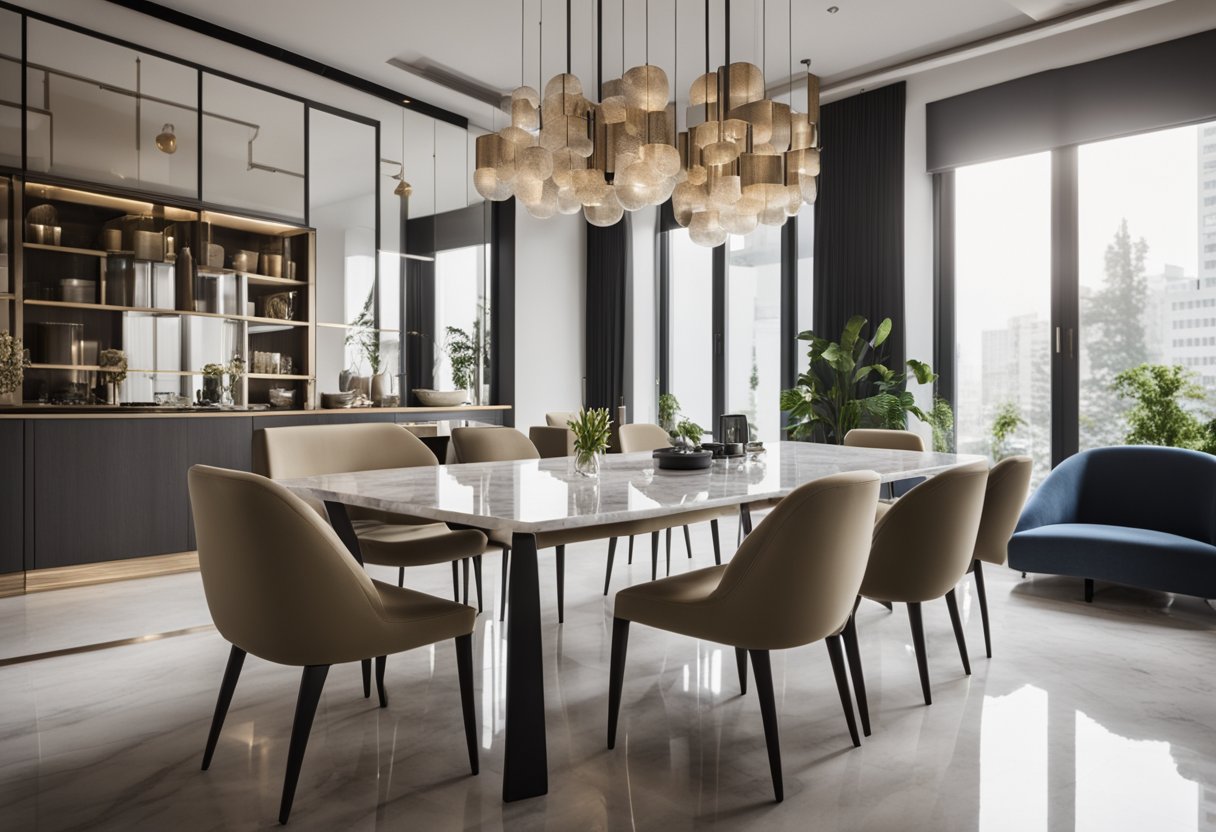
[189,465,479,824]
[608,471,882,803]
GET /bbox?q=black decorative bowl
[653,448,713,470]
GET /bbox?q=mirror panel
[0,9,20,168]
[202,73,304,220]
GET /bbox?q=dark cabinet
[33,419,189,567]
[185,417,253,549]
[0,422,23,573]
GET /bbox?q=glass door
[954,152,1054,484]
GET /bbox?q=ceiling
[151,0,1164,127]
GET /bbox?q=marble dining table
[279,440,984,804]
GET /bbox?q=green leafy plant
[346,288,382,374]
[1113,364,1213,452]
[780,315,939,444]
[674,419,704,449]
[0,331,29,396]
[568,407,613,470]
[444,326,480,391]
[201,362,226,378]
[927,396,955,454]
[990,401,1027,461]
[658,392,680,434]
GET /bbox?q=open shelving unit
[8,179,316,408]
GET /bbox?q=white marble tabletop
[279,441,984,535]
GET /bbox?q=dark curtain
[813,81,907,371]
[585,217,630,410]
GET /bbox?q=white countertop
[280,441,984,535]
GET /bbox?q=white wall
[513,204,585,431]
[901,0,1216,430]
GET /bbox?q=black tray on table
[653,448,713,470]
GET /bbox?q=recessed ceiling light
[402,98,412,105]
[827,5,839,12]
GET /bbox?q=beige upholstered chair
[842,428,926,452]
[255,423,489,611]
[528,425,575,458]
[189,465,478,825]
[613,422,733,591]
[608,471,882,802]
[545,411,580,428]
[844,461,988,735]
[968,455,1033,657]
[451,426,729,623]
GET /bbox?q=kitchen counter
[0,404,511,419]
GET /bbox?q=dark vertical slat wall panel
[585,218,629,410]
[33,419,190,567]
[0,422,23,573]
[185,417,253,550]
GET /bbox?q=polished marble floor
[1,518,1215,831]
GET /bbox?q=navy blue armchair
[1008,446,1216,602]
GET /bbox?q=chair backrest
[863,461,989,602]
[451,426,540,462]
[843,428,926,452]
[707,471,881,650]
[187,465,384,666]
[545,411,580,428]
[1069,446,1216,545]
[528,425,575,458]
[618,423,672,453]
[973,455,1033,565]
[254,422,437,479]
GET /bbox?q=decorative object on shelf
[780,315,946,444]
[174,244,195,312]
[413,388,466,408]
[268,387,296,408]
[474,0,820,243]
[568,407,613,477]
[444,325,482,405]
[226,354,245,407]
[98,348,127,404]
[25,203,61,245]
[261,252,283,277]
[262,291,296,321]
[321,390,355,409]
[0,331,30,400]
[232,250,259,273]
[155,123,177,154]
[345,287,387,403]
[201,362,225,405]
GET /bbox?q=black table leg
[503,532,548,801]
[325,501,363,565]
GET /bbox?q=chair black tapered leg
[735,647,748,695]
[842,608,870,737]
[462,558,471,605]
[875,599,894,611]
[683,525,693,558]
[825,636,861,748]
[375,655,388,708]
[710,519,721,565]
[944,589,971,676]
[472,555,484,613]
[603,537,618,596]
[397,566,405,588]
[651,532,659,580]
[455,634,479,775]
[361,658,371,699]
[607,617,631,749]
[279,664,330,825]
[556,546,566,624]
[202,644,246,770]
[499,548,510,622]
[627,535,634,564]
[665,528,672,575]
[740,504,753,537]
[749,649,783,803]
[1084,578,1094,603]
[907,602,932,706]
[973,560,992,658]
[452,560,460,602]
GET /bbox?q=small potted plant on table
[568,407,613,477]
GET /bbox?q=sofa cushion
[1009,523,1216,598]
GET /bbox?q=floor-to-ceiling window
[954,152,1053,483]
[666,228,714,429]
[726,225,782,440]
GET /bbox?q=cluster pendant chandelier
[474,0,821,245]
